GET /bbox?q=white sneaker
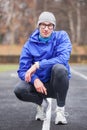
[55,106,68,125]
[35,105,46,121]
[35,99,49,121]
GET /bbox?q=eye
[40,23,54,30]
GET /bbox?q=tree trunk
[68,10,75,43]
[76,2,81,45]
[44,0,47,10]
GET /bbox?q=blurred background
[0,0,87,63]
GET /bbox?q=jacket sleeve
[17,41,38,84]
[39,31,72,69]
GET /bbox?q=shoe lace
[55,109,69,117]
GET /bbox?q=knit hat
[37,11,56,28]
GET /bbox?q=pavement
[0,64,87,130]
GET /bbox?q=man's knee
[14,84,24,100]
[52,64,68,77]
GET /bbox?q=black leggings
[14,64,69,107]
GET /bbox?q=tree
[0,0,87,45]
[0,0,36,44]
[62,0,86,45]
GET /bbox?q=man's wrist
[35,62,39,69]
[34,78,40,84]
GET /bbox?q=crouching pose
[14,11,72,125]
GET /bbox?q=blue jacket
[17,29,72,84]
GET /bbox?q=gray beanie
[37,11,56,28]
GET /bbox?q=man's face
[39,22,54,38]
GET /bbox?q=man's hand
[34,78,47,95]
[25,64,37,82]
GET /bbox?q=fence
[0,55,87,63]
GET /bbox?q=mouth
[43,32,49,36]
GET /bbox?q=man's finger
[25,73,31,82]
[42,87,47,95]
[44,89,47,95]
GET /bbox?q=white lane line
[42,98,52,130]
[71,68,87,80]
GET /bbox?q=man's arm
[17,41,39,84]
[25,63,47,95]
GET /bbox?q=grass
[0,64,18,72]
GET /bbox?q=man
[14,11,72,125]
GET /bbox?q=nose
[44,26,49,30]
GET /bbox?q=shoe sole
[35,116,45,121]
[36,118,42,121]
[55,121,67,125]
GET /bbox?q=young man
[14,11,72,125]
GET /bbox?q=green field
[0,64,18,72]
